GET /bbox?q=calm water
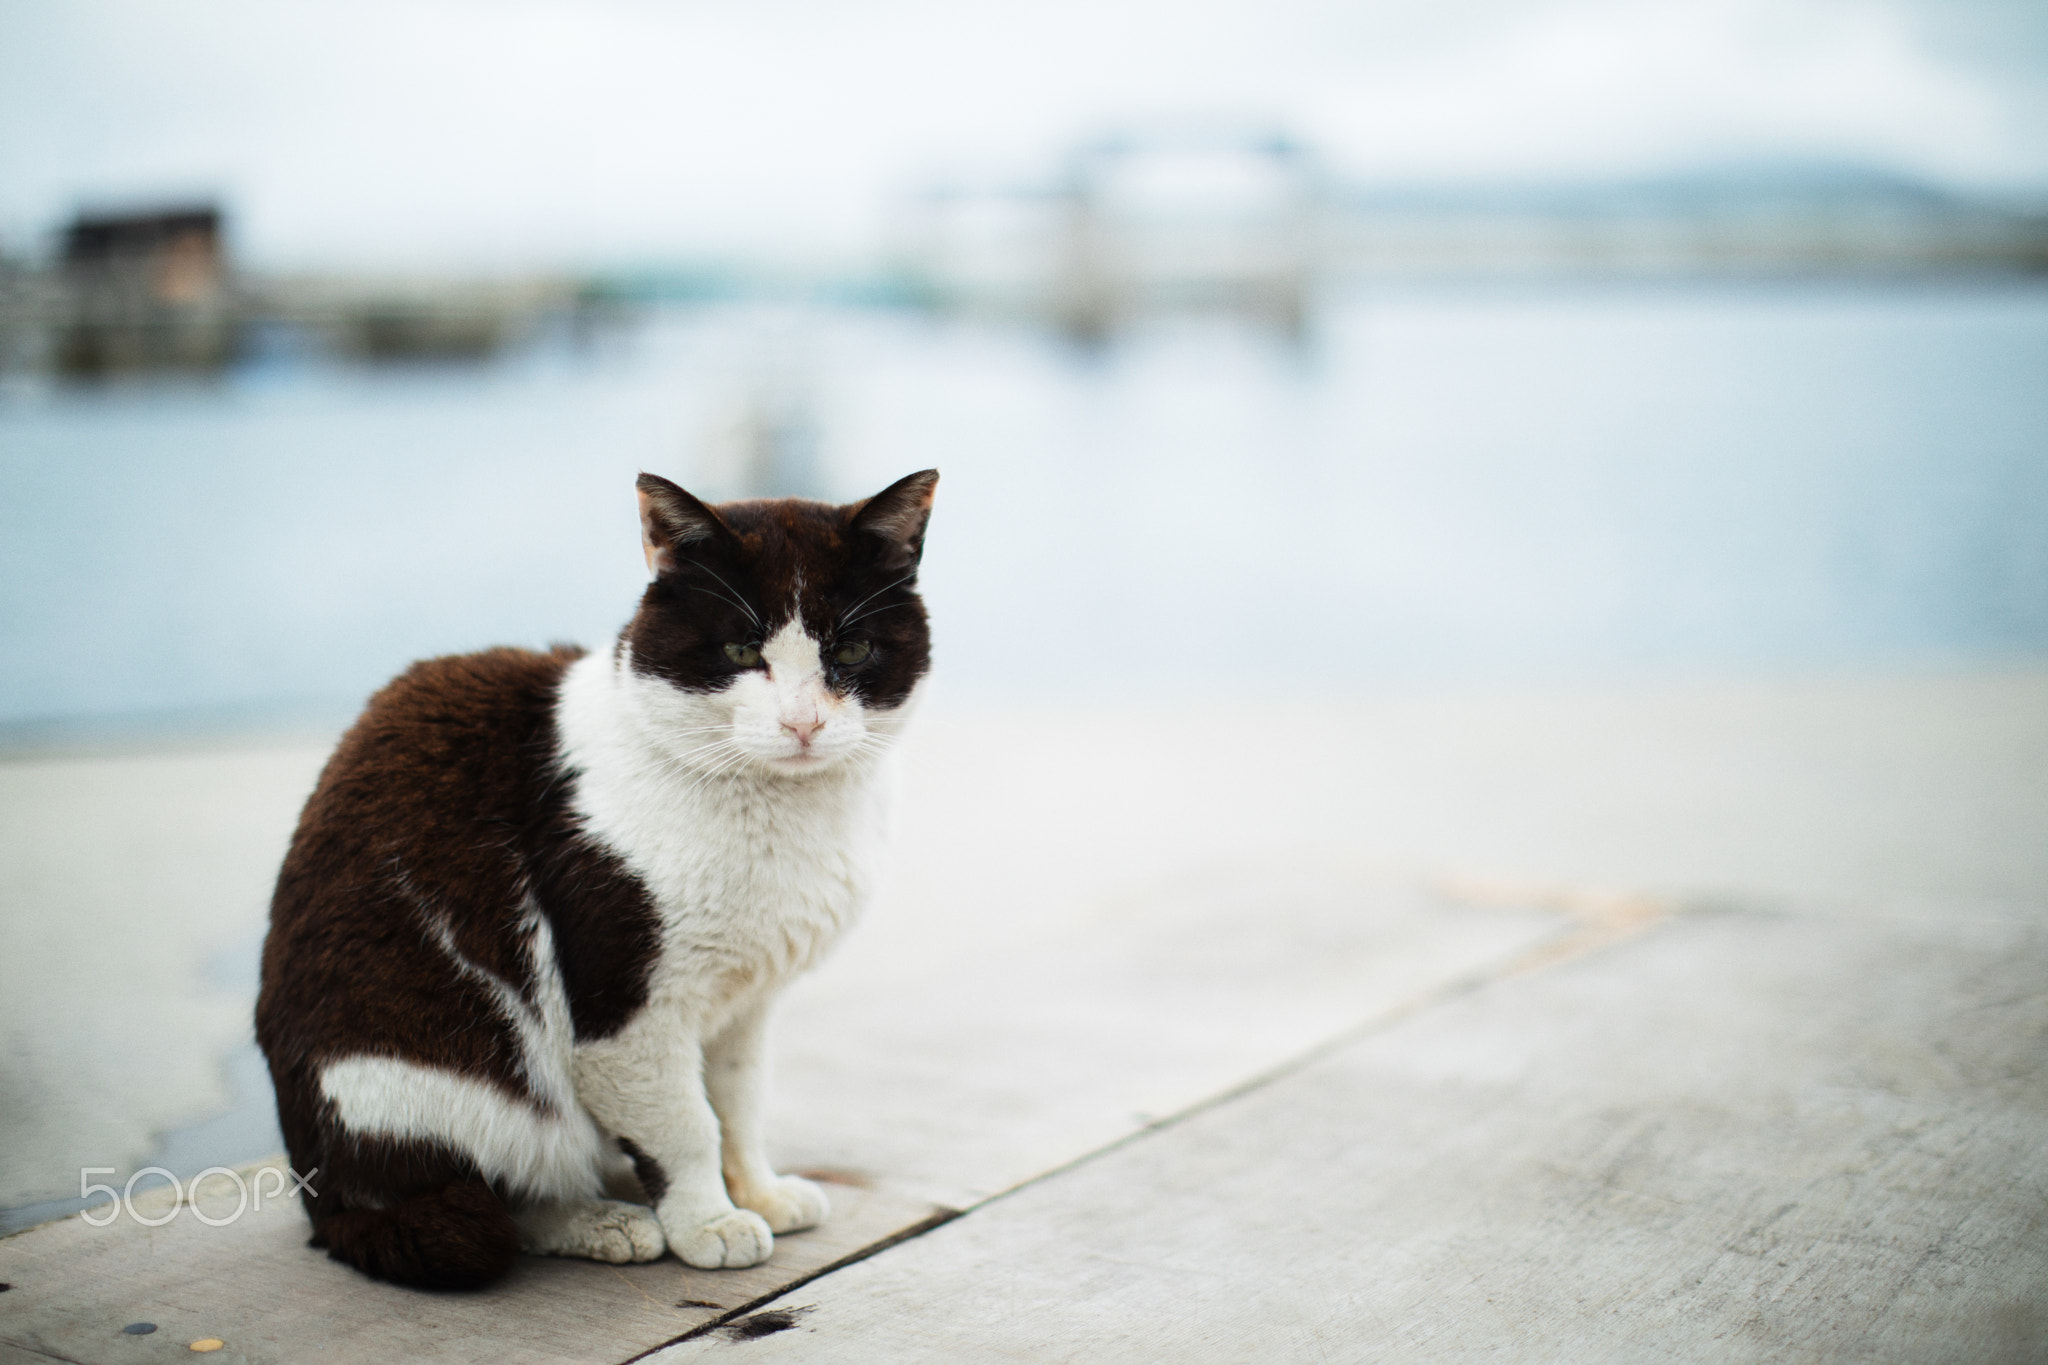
[3,281,2046,733]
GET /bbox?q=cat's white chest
[640,769,885,1000]
[556,653,893,1027]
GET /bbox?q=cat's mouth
[768,743,835,771]
[762,732,865,772]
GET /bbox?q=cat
[254,468,937,1290]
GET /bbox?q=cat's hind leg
[514,1199,666,1264]
[293,1120,523,1292]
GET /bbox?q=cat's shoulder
[317,645,588,802]
[371,644,589,716]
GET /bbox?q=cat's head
[616,470,937,775]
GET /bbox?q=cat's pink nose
[782,716,822,746]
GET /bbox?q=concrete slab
[887,666,2048,921]
[766,869,1569,1208]
[9,667,2044,1216]
[0,750,1574,1362]
[648,905,2048,1364]
[0,742,323,1208]
[0,874,1566,1363]
[3,666,2043,1360]
[0,1162,946,1365]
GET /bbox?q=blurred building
[255,273,586,363]
[0,203,605,381]
[56,205,239,376]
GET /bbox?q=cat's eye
[724,642,762,667]
[834,641,872,666]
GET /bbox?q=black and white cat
[255,470,937,1289]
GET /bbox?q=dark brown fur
[312,1176,521,1292]
[258,646,665,1284]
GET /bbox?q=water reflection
[2,281,2045,740]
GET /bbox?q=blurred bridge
[900,125,1323,343]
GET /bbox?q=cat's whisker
[667,739,747,776]
[676,734,747,768]
[668,733,743,757]
[679,745,755,800]
[637,736,739,792]
[679,559,763,630]
[660,737,737,762]
[653,744,734,776]
[840,600,912,630]
[838,734,892,768]
[836,571,918,630]
[683,583,762,623]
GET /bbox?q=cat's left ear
[636,472,733,577]
[849,469,939,567]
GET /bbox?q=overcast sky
[2,0,2043,270]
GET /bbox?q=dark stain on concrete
[718,1306,813,1341]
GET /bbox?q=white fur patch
[322,879,602,1201]
[318,1055,608,1203]
[554,644,916,1033]
[549,640,918,1255]
[393,881,585,1122]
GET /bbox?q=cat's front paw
[734,1175,829,1234]
[667,1207,774,1269]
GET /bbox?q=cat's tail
[311,1179,520,1291]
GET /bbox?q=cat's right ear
[636,473,731,577]
[849,469,939,568]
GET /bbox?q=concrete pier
[3,666,2044,1362]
